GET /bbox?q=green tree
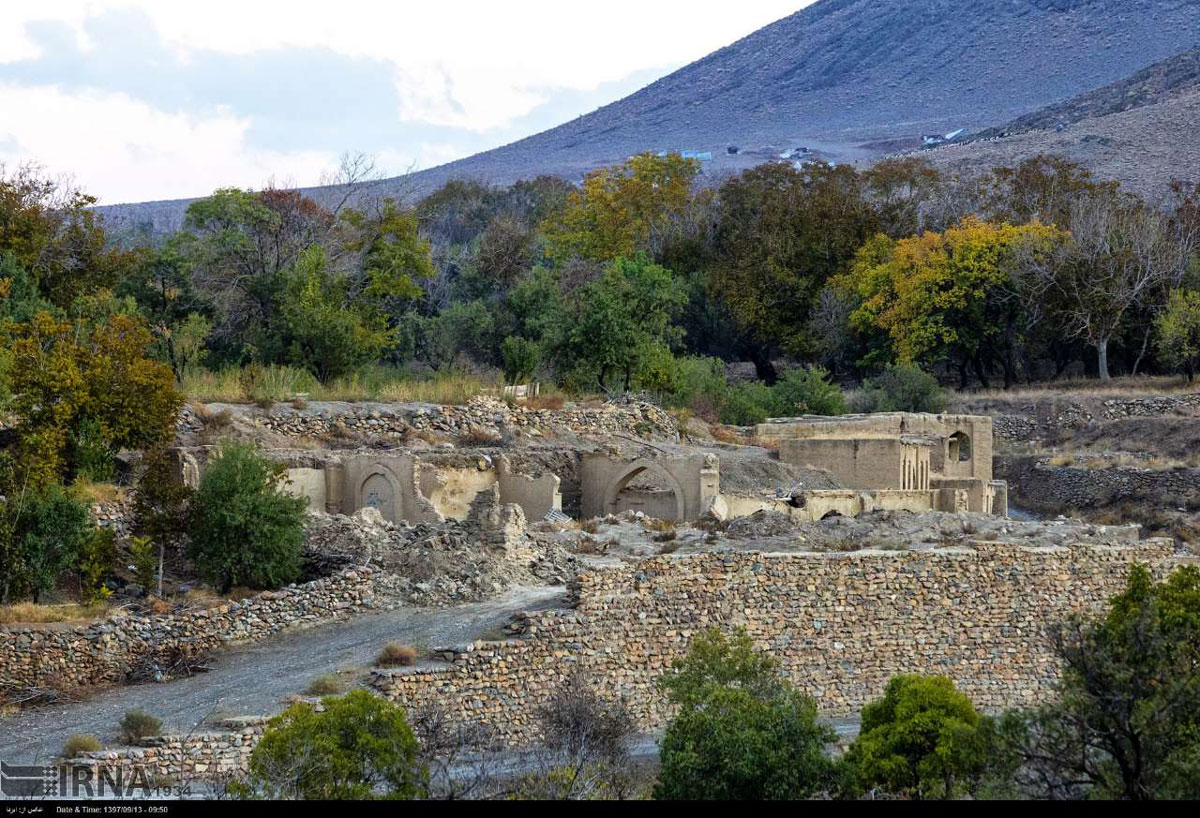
[500,335,540,384]
[841,675,998,799]
[654,629,835,800]
[771,367,845,417]
[116,244,211,381]
[852,365,949,414]
[7,312,180,486]
[245,689,425,800]
[839,217,1064,382]
[187,443,306,593]
[275,246,393,382]
[1003,565,1200,800]
[560,255,687,392]
[1155,289,1200,380]
[708,162,878,379]
[0,482,92,603]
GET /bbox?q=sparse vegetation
[375,642,418,668]
[304,674,344,696]
[63,734,102,758]
[119,709,164,743]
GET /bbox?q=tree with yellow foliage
[542,153,699,263]
[839,218,1064,385]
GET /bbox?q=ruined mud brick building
[169,411,1007,525]
[756,412,1008,518]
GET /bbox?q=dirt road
[0,586,567,765]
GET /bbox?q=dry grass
[0,601,111,625]
[182,365,500,406]
[961,375,1195,402]
[457,427,503,447]
[641,517,676,533]
[68,479,122,505]
[374,642,418,668]
[524,394,565,411]
[63,734,102,758]
[710,425,744,445]
[305,674,344,696]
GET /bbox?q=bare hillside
[920,89,1200,201]
[97,0,1200,235]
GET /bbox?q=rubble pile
[305,507,579,607]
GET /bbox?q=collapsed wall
[0,568,374,692]
[373,542,1180,746]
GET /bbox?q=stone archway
[602,459,687,521]
[360,469,399,522]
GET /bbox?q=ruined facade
[758,412,1008,516]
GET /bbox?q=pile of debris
[304,506,579,608]
[187,397,680,446]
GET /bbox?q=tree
[187,443,307,593]
[7,312,180,486]
[274,246,394,382]
[500,335,540,384]
[708,162,878,378]
[840,217,1064,382]
[516,674,639,800]
[654,629,835,800]
[559,255,686,393]
[245,689,425,800]
[543,153,700,263]
[0,162,132,309]
[1002,565,1200,800]
[862,157,945,238]
[840,675,998,799]
[852,365,948,414]
[116,244,210,381]
[1155,289,1200,380]
[770,367,845,417]
[1020,195,1192,379]
[0,482,92,603]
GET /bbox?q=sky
[0,1,809,204]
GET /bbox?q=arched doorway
[360,472,397,521]
[602,460,686,521]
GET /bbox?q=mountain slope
[975,45,1200,138]
[98,0,1200,234]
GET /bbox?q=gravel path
[0,586,567,765]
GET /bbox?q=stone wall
[66,718,267,785]
[957,394,1200,442]
[373,543,1179,747]
[0,568,374,692]
[999,455,1200,512]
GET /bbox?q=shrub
[654,629,835,800]
[119,709,163,743]
[375,642,418,668]
[187,442,307,593]
[500,335,541,384]
[129,535,158,594]
[246,689,424,799]
[305,674,344,696]
[77,526,117,605]
[63,734,102,758]
[0,483,92,604]
[771,366,845,416]
[853,364,948,414]
[839,674,997,799]
[70,418,116,483]
[719,381,776,426]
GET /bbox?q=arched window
[948,432,971,463]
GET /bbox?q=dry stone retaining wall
[0,568,374,692]
[999,455,1200,511]
[373,543,1178,747]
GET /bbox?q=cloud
[0,1,810,200]
[0,82,334,203]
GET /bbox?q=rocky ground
[305,508,580,608]
[0,587,567,765]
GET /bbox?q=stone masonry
[0,568,374,692]
[373,542,1181,747]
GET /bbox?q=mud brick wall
[0,568,374,693]
[373,543,1178,746]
